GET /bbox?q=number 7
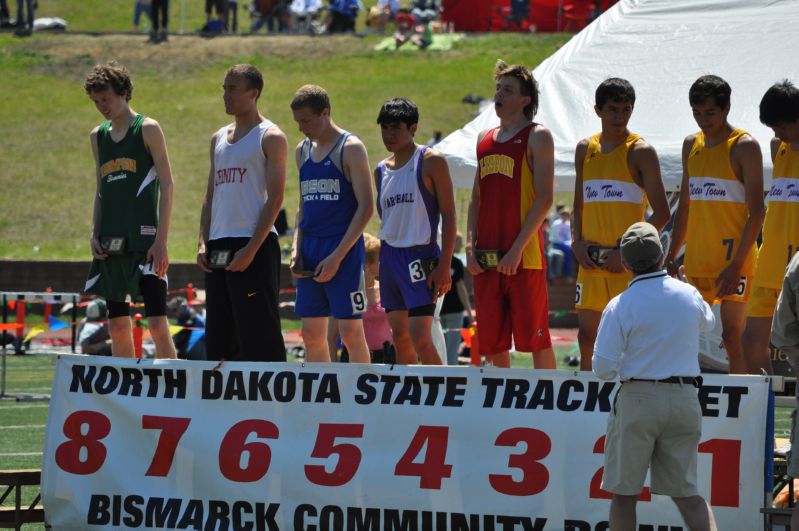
[722,239,734,260]
[142,415,191,477]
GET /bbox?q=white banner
[42,356,770,530]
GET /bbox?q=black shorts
[107,274,167,319]
[204,233,286,362]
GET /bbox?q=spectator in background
[411,0,438,23]
[14,0,33,36]
[150,0,169,42]
[326,0,360,33]
[542,217,565,280]
[550,205,573,277]
[168,296,207,360]
[393,7,415,48]
[205,0,226,30]
[440,233,473,365]
[363,233,396,363]
[1,0,10,28]
[133,0,152,33]
[78,300,113,356]
[289,0,322,33]
[251,0,288,33]
[226,0,239,31]
[426,131,443,147]
[365,0,398,33]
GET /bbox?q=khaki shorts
[689,275,751,305]
[575,271,631,312]
[747,286,780,318]
[602,380,701,497]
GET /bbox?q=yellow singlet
[580,132,646,278]
[684,129,756,278]
[753,142,799,289]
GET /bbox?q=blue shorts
[295,235,366,319]
[379,242,439,312]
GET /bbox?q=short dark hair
[377,98,419,127]
[226,64,264,99]
[84,61,133,101]
[595,78,635,108]
[290,84,330,115]
[494,59,539,120]
[689,75,731,109]
[760,80,799,127]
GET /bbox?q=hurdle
[0,291,80,400]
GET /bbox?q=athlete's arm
[314,137,374,283]
[497,124,554,276]
[630,140,670,231]
[290,142,307,276]
[665,136,695,277]
[771,137,781,164]
[228,125,288,272]
[423,149,456,298]
[715,134,765,297]
[465,130,488,276]
[197,133,218,272]
[572,138,596,270]
[89,127,108,260]
[142,118,174,277]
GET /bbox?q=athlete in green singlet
[84,61,176,359]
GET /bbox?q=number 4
[395,426,453,489]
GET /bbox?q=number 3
[409,260,426,282]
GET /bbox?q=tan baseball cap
[620,222,663,270]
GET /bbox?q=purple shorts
[379,241,439,312]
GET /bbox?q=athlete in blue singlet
[290,84,374,363]
[375,98,457,365]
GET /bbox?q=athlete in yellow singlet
[572,78,670,370]
[666,75,765,375]
[741,80,799,374]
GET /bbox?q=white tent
[438,0,799,191]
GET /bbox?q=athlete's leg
[532,348,556,369]
[577,309,602,371]
[302,317,331,362]
[108,317,134,358]
[609,495,637,531]
[147,316,177,359]
[742,316,773,374]
[409,314,442,365]
[337,319,370,363]
[486,350,510,368]
[720,301,747,374]
[387,310,416,364]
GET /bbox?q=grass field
[0,9,574,261]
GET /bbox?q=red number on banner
[395,426,453,489]
[54,410,111,475]
[489,427,551,496]
[699,438,741,507]
[142,416,191,477]
[305,423,364,486]
[589,435,650,501]
[218,419,279,482]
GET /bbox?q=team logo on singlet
[100,158,136,178]
[767,179,799,202]
[479,154,515,179]
[301,178,341,201]
[383,192,414,210]
[688,177,745,203]
[215,167,247,186]
[583,180,644,204]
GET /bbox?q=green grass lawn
[0,24,573,261]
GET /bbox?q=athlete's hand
[196,243,212,273]
[90,238,108,260]
[666,257,680,277]
[147,238,169,277]
[497,247,522,276]
[466,249,485,276]
[427,262,452,300]
[228,243,257,272]
[289,253,305,278]
[715,262,743,299]
[601,249,626,274]
[314,254,342,283]
[572,240,597,270]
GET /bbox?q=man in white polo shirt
[593,222,717,531]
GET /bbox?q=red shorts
[473,268,552,356]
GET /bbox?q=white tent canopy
[438,0,799,191]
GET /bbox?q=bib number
[409,260,426,283]
[350,291,366,314]
[736,277,747,297]
[575,283,583,305]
